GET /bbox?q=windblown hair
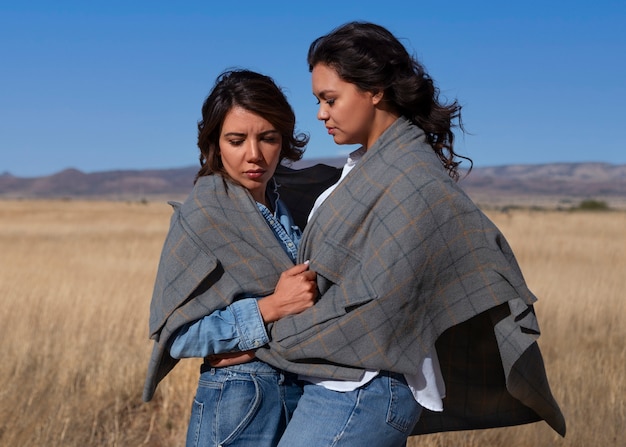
[196,69,308,182]
[307,21,471,180]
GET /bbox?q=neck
[253,180,275,209]
[252,192,267,206]
[365,110,400,151]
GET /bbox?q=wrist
[257,296,278,323]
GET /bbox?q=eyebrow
[314,89,335,98]
[222,130,280,138]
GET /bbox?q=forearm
[168,298,269,359]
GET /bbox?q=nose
[246,140,263,162]
[317,104,329,121]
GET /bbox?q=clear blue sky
[1,1,624,177]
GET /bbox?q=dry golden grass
[0,200,624,446]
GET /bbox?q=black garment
[273,163,342,231]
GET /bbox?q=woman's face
[311,63,379,149]
[219,106,282,205]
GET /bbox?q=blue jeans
[186,360,303,447]
[277,371,423,447]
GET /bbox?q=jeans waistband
[379,370,408,384]
[201,359,287,375]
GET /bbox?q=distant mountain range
[1,160,625,209]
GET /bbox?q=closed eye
[260,130,281,144]
[262,136,280,143]
[315,98,335,106]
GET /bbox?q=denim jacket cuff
[231,298,270,350]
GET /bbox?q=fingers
[283,262,317,284]
[285,261,311,276]
[299,269,317,281]
[258,261,318,322]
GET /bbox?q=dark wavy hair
[307,22,471,180]
[195,69,308,182]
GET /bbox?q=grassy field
[0,199,624,446]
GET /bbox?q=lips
[245,169,266,179]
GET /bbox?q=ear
[371,90,384,105]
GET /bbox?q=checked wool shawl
[256,117,566,436]
[142,175,296,402]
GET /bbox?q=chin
[333,136,349,145]
[333,134,359,146]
